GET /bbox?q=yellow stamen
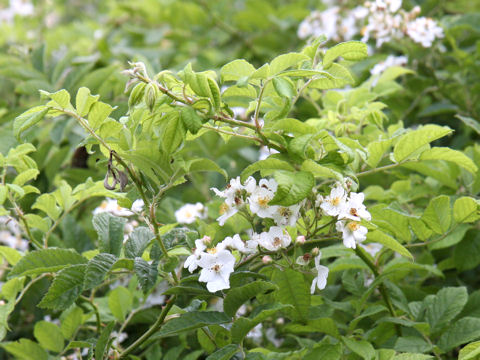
[347,222,360,231]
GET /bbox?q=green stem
[80,295,101,333]
[354,247,401,336]
[119,296,177,358]
[356,161,413,177]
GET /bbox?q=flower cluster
[174,202,207,224]
[370,55,408,76]
[361,0,443,48]
[0,0,34,25]
[319,183,371,249]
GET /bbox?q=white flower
[216,203,238,226]
[311,253,329,294]
[219,234,249,253]
[340,192,371,221]
[320,185,347,217]
[245,231,261,253]
[93,198,133,217]
[248,179,278,219]
[258,146,279,161]
[336,220,368,249]
[198,249,236,292]
[175,203,206,224]
[258,226,291,251]
[246,323,263,341]
[370,55,408,75]
[184,237,209,273]
[406,17,443,47]
[272,203,301,227]
[360,242,383,257]
[131,199,144,213]
[212,177,256,225]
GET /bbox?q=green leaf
[366,230,413,260]
[0,246,22,265]
[187,158,228,180]
[240,159,294,183]
[13,169,39,186]
[39,264,86,310]
[92,213,127,257]
[13,106,49,139]
[419,147,477,173]
[394,337,432,354]
[425,287,468,333]
[32,193,61,220]
[40,89,73,109]
[88,101,114,130]
[60,306,83,339]
[272,268,310,321]
[95,321,115,360]
[342,337,376,360]
[304,343,343,360]
[224,280,278,317]
[270,170,314,207]
[134,257,158,293]
[456,114,480,135]
[231,303,291,344]
[367,139,392,168]
[438,317,480,352]
[323,41,368,68]
[421,195,451,234]
[270,52,308,74]
[220,59,256,82]
[454,197,479,223]
[459,341,480,360]
[272,77,295,98]
[1,339,48,360]
[393,125,453,162]
[34,320,64,353]
[84,253,117,289]
[394,354,433,360]
[454,231,480,272]
[76,87,99,117]
[309,63,354,89]
[108,286,132,322]
[9,248,87,277]
[162,111,186,154]
[125,227,155,259]
[153,311,231,338]
[284,318,339,338]
[206,344,240,360]
[181,106,203,135]
[301,159,343,181]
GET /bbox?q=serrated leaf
[153,311,231,338]
[41,89,73,109]
[272,268,310,321]
[187,158,228,180]
[162,111,186,154]
[124,227,155,259]
[9,248,87,277]
[108,286,132,322]
[270,170,314,207]
[366,230,413,260]
[456,114,480,135]
[240,159,294,183]
[301,159,343,181]
[420,147,477,173]
[0,246,22,265]
[34,320,64,353]
[454,197,479,223]
[459,341,480,360]
[13,106,49,139]
[393,125,452,162]
[438,317,480,351]
[206,344,239,360]
[272,77,295,98]
[32,193,61,220]
[224,281,278,317]
[60,306,83,339]
[270,52,308,74]
[1,338,48,360]
[425,287,468,334]
[367,139,392,168]
[304,343,343,360]
[134,257,158,293]
[323,41,368,68]
[13,169,39,186]
[394,337,432,354]
[454,231,480,272]
[421,195,451,234]
[88,101,114,130]
[342,337,375,360]
[181,106,203,135]
[92,213,126,257]
[84,253,117,289]
[39,264,86,310]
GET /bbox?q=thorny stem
[119,296,177,358]
[354,247,402,337]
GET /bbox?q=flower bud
[275,317,285,325]
[145,82,159,112]
[201,235,212,245]
[311,247,320,256]
[296,235,306,245]
[262,255,272,264]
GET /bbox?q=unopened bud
[311,247,320,256]
[145,82,159,112]
[262,255,272,264]
[296,235,306,245]
[275,317,285,325]
[201,235,212,245]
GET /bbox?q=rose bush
[0,1,479,360]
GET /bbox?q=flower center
[350,208,358,217]
[219,203,229,214]
[279,207,291,217]
[258,196,270,208]
[330,197,342,206]
[212,264,221,272]
[347,221,360,231]
[273,237,282,247]
[207,247,217,254]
